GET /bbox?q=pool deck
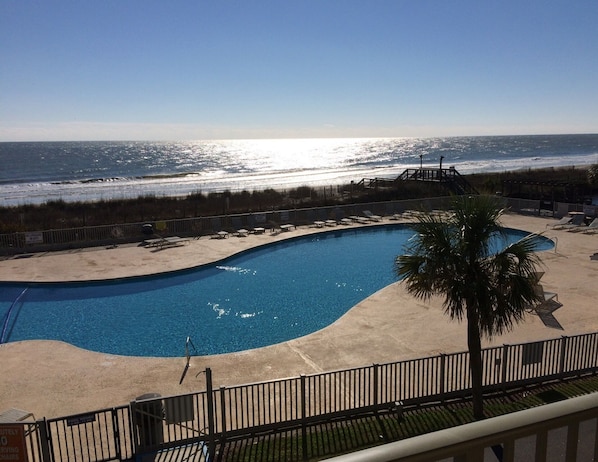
[2,213,598,419]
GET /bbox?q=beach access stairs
[354,167,479,196]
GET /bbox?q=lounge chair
[526,273,563,329]
[363,210,382,222]
[212,230,229,239]
[534,298,564,330]
[547,213,584,230]
[248,213,267,234]
[231,216,250,237]
[163,237,190,248]
[145,236,189,249]
[349,215,370,224]
[527,272,558,307]
[387,206,404,220]
[582,218,598,234]
[534,282,558,305]
[0,408,35,423]
[143,237,164,247]
[546,216,573,229]
[559,213,586,231]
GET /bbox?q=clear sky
[1,0,597,142]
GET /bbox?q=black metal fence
[2,196,597,255]
[1,196,455,254]
[44,406,133,462]
[5,331,598,462]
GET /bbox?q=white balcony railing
[326,392,598,462]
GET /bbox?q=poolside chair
[559,213,586,231]
[231,216,249,237]
[534,282,558,306]
[278,210,296,232]
[0,408,35,423]
[315,208,328,223]
[526,273,563,329]
[349,215,370,224]
[384,203,396,218]
[249,213,267,233]
[363,210,382,222]
[209,217,230,239]
[144,236,189,249]
[387,204,405,220]
[546,216,573,229]
[160,236,189,248]
[211,230,229,239]
[534,298,564,330]
[582,217,598,234]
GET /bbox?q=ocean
[1,134,597,206]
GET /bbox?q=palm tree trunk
[466,304,485,420]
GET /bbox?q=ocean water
[1,134,597,206]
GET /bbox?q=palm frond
[395,195,542,340]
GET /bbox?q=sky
[1,0,597,142]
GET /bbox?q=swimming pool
[0,225,553,357]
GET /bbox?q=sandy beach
[2,213,598,420]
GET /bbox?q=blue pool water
[0,225,553,357]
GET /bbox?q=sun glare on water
[228,138,367,171]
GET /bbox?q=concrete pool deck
[2,213,598,419]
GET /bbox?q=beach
[2,212,598,419]
[2,135,597,207]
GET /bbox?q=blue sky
[1,0,597,141]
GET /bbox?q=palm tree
[395,196,542,419]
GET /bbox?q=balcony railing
[326,391,598,462]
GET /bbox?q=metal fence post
[111,408,121,461]
[501,344,509,390]
[38,418,52,462]
[205,368,216,462]
[559,335,569,377]
[219,386,227,439]
[300,374,308,461]
[439,354,446,401]
[373,364,379,410]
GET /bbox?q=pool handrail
[1,287,28,344]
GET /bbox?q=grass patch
[218,374,598,461]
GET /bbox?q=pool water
[0,225,552,357]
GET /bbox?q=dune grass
[0,166,594,234]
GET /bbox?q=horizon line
[2,132,597,144]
